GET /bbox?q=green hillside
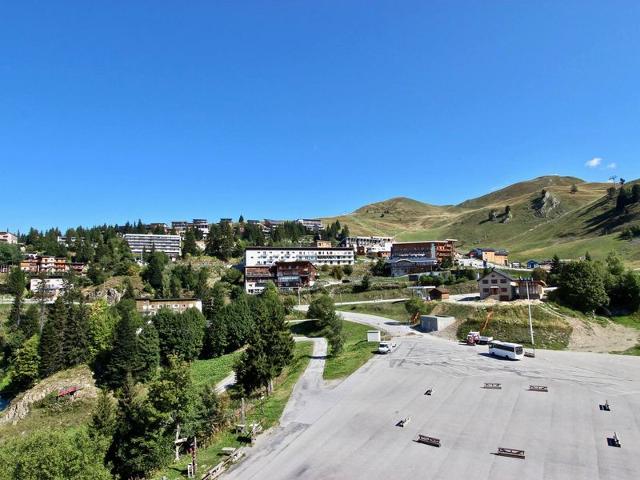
[325,176,640,266]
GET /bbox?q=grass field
[427,303,573,349]
[154,341,314,480]
[290,319,377,380]
[190,350,244,389]
[323,176,640,267]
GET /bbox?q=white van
[378,341,397,354]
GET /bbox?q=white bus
[488,341,524,360]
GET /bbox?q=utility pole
[526,280,535,349]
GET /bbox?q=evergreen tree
[142,251,169,295]
[134,320,160,383]
[7,267,26,326]
[182,228,198,258]
[11,335,40,391]
[616,186,631,212]
[38,297,66,377]
[236,290,293,394]
[88,389,117,450]
[63,301,91,367]
[122,277,136,300]
[203,310,229,358]
[19,304,40,339]
[104,302,141,389]
[109,379,172,479]
[632,183,640,203]
[153,307,205,362]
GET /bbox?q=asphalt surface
[226,325,640,480]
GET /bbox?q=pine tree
[19,304,40,339]
[104,302,141,389]
[38,297,66,377]
[182,228,198,258]
[63,301,91,368]
[88,389,117,449]
[135,320,160,383]
[11,335,40,390]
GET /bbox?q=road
[227,312,640,480]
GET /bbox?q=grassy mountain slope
[325,176,640,266]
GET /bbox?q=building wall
[245,247,354,268]
[136,298,203,315]
[0,232,17,244]
[124,234,182,259]
[478,271,516,300]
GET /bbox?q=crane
[467,308,494,345]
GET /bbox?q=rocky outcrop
[0,366,98,426]
[534,190,560,217]
[85,287,122,305]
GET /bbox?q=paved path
[214,372,237,394]
[226,337,328,480]
[295,304,420,338]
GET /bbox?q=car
[378,341,397,354]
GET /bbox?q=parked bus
[488,341,524,360]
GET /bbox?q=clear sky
[1,1,639,233]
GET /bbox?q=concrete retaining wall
[420,315,456,332]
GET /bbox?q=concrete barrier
[419,315,456,332]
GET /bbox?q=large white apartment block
[245,247,354,267]
[123,233,182,259]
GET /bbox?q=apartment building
[29,277,65,298]
[244,261,318,294]
[387,240,457,276]
[135,298,203,315]
[20,256,87,274]
[0,232,18,244]
[298,218,323,231]
[123,233,182,260]
[341,236,394,256]
[244,246,354,268]
[469,248,509,266]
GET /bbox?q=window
[500,288,507,293]
[482,280,488,284]
[491,279,498,284]
[500,279,506,284]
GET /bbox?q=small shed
[429,287,450,301]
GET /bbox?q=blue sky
[1,1,639,232]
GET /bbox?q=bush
[343,265,353,276]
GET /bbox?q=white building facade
[123,233,182,259]
[245,247,355,267]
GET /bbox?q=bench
[415,434,441,447]
[607,433,621,448]
[201,461,226,480]
[599,401,611,411]
[496,447,525,459]
[396,417,411,427]
[529,385,548,392]
[483,383,502,389]
[424,389,432,396]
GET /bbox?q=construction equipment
[467,309,494,345]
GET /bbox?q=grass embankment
[190,350,243,388]
[155,341,313,480]
[336,301,409,323]
[290,320,377,380]
[0,366,97,443]
[427,302,573,350]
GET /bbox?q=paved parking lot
[226,335,640,480]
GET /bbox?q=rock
[0,366,98,426]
